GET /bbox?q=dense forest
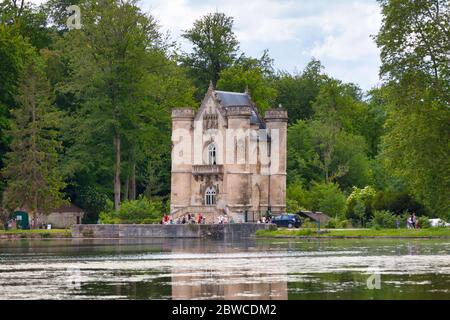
[0,0,449,227]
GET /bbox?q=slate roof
[215,90,265,128]
[297,211,331,225]
[215,90,252,107]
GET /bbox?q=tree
[1,63,66,226]
[0,0,54,49]
[376,0,450,102]
[216,52,277,113]
[376,0,450,217]
[182,12,239,96]
[275,59,327,124]
[62,0,165,211]
[308,182,347,218]
[0,23,35,203]
[61,0,195,211]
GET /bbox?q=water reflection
[0,238,449,299]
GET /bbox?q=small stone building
[38,204,84,229]
[170,84,287,223]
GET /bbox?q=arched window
[205,186,216,205]
[207,143,217,165]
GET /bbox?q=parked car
[272,214,302,228]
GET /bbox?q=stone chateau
[170,83,287,223]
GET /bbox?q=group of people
[162,213,206,225]
[162,213,274,225]
[406,212,420,229]
[257,216,273,224]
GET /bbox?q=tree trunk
[114,132,121,211]
[129,162,136,200]
[124,175,129,201]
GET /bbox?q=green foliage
[1,63,66,217]
[417,216,431,229]
[0,0,54,49]
[346,186,377,225]
[376,0,450,96]
[372,191,425,215]
[99,196,164,224]
[308,182,347,218]
[369,210,397,229]
[181,12,239,96]
[217,53,277,113]
[286,181,309,213]
[376,0,450,218]
[0,24,36,192]
[73,185,110,224]
[275,59,326,123]
[326,217,351,229]
[286,180,347,219]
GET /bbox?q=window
[205,186,216,205]
[207,143,217,165]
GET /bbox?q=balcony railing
[192,165,224,176]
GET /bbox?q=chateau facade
[170,84,287,223]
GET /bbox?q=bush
[99,196,164,224]
[302,218,317,228]
[417,216,431,229]
[286,181,309,213]
[372,191,426,215]
[308,182,347,218]
[346,186,376,225]
[369,210,397,229]
[326,217,352,229]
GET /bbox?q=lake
[0,238,449,299]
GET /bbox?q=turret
[170,108,195,212]
[264,108,288,215]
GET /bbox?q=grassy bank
[0,229,72,238]
[256,228,450,238]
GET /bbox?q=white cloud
[27,0,382,90]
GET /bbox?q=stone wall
[72,223,275,240]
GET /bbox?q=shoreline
[256,227,450,239]
[2,226,450,240]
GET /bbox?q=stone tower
[170,108,195,211]
[264,109,288,215]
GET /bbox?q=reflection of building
[172,272,288,300]
[171,84,288,223]
[170,242,288,300]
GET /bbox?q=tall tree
[1,63,66,226]
[216,51,277,113]
[0,23,35,200]
[182,12,239,97]
[275,59,327,124]
[376,0,450,217]
[62,0,164,210]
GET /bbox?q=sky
[30,0,383,91]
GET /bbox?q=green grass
[256,227,450,238]
[0,229,71,236]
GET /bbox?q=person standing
[412,213,417,229]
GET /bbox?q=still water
[0,238,449,300]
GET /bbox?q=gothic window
[205,186,216,205]
[207,143,217,165]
